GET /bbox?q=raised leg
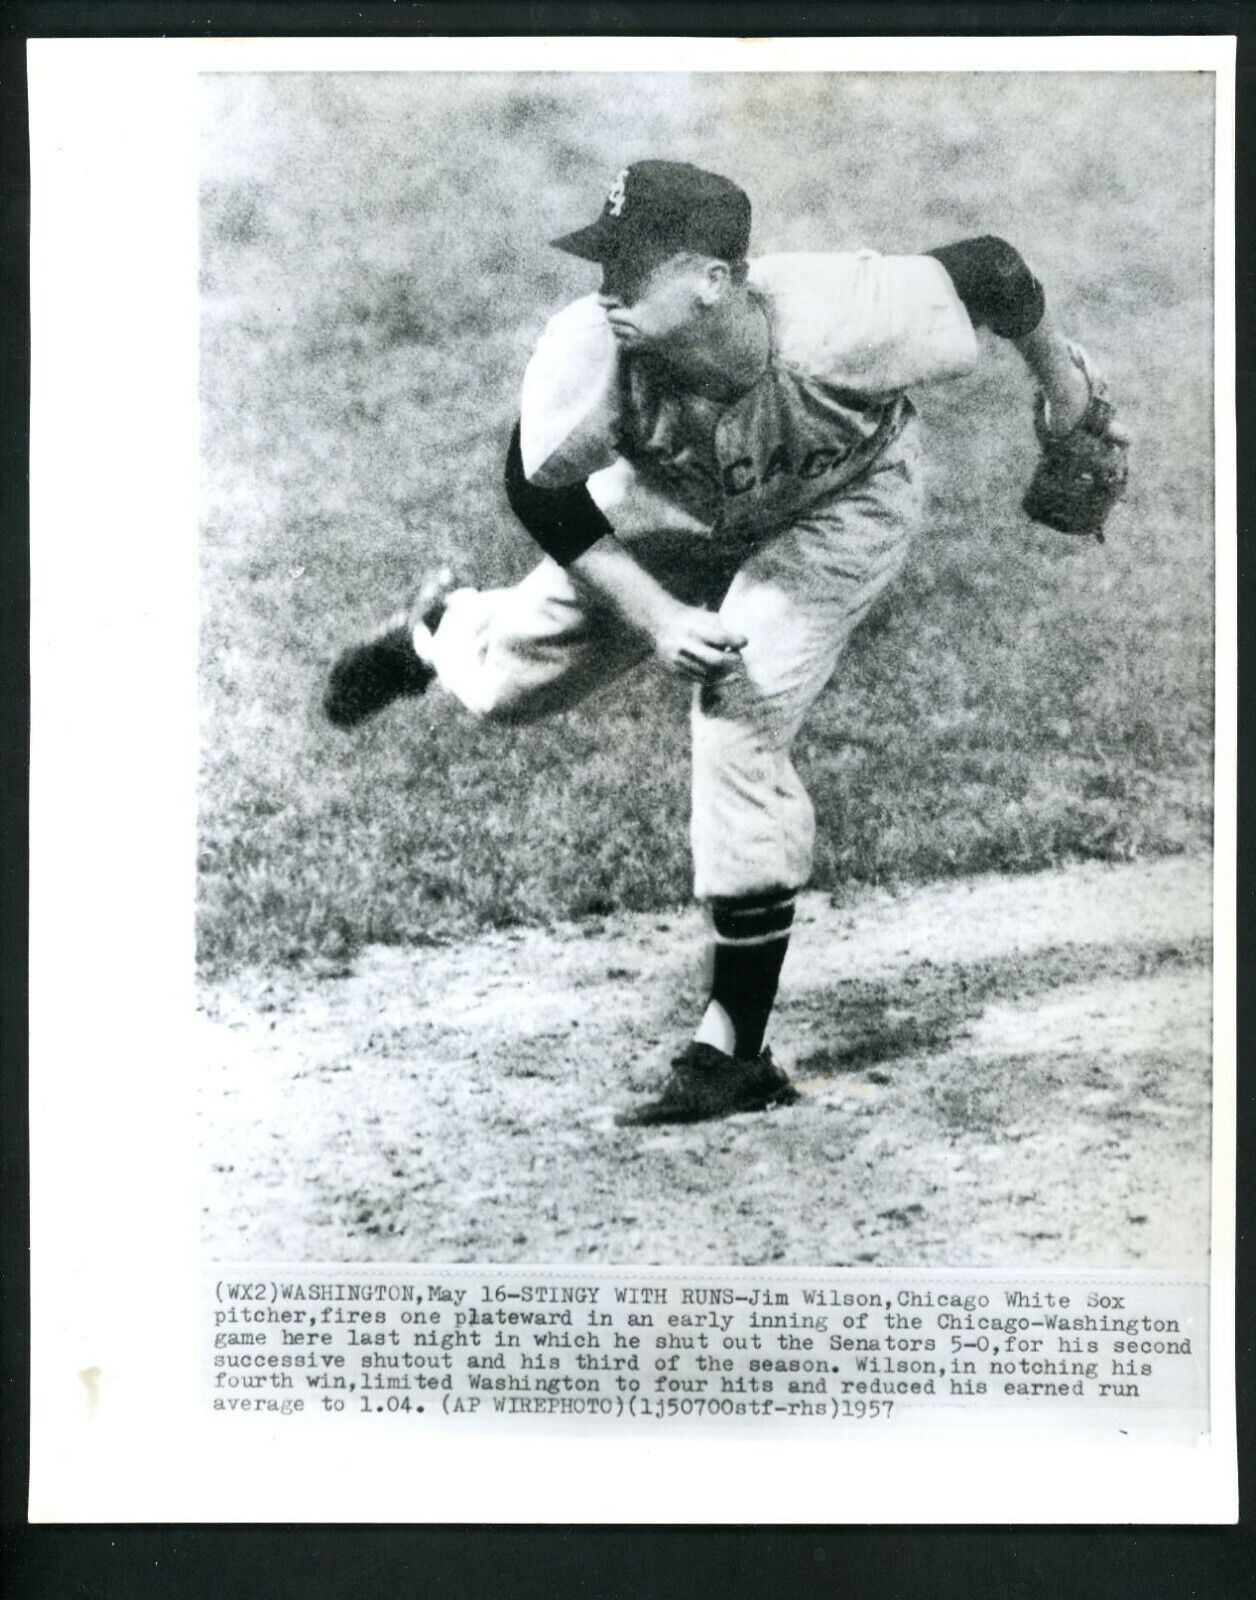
[423,557,650,725]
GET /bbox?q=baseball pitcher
[324,160,1127,1125]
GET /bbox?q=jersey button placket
[713,412,733,534]
[714,393,764,537]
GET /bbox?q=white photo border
[27,33,1237,1523]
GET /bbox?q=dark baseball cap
[551,160,752,269]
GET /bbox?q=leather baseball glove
[1022,344,1129,542]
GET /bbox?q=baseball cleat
[615,1042,801,1126]
[322,568,456,729]
[323,612,434,728]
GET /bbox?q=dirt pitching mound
[199,855,1212,1269]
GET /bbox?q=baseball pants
[424,426,924,901]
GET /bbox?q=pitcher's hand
[650,602,747,684]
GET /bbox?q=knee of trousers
[423,589,567,725]
[437,667,559,726]
[689,701,816,901]
[454,672,557,726]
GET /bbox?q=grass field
[201,855,1212,1267]
[199,72,1214,977]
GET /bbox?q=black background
[1,3,1251,1596]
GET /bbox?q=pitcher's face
[596,252,717,351]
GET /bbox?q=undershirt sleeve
[926,236,1045,340]
[504,419,614,567]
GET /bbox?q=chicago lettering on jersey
[721,444,848,498]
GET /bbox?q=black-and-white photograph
[196,67,1215,1272]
